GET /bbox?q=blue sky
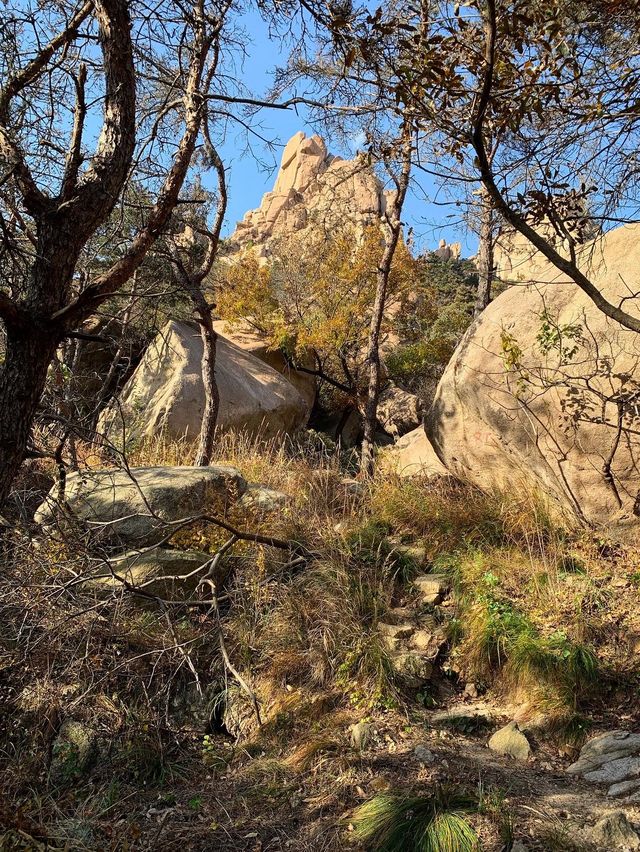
[213,9,473,255]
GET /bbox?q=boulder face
[35,465,246,548]
[427,223,640,535]
[227,131,388,258]
[211,319,316,415]
[377,385,423,438]
[381,426,447,479]
[98,320,309,445]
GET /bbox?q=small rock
[591,811,640,850]
[488,721,531,761]
[389,606,413,621]
[414,744,435,764]
[340,477,364,497]
[464,683,479,699]
[411,630,433,651]
[413,574,449,605]
[510,843,529,852]
[350,721,372,751]
[391,543,427,567]
[239,484,291,512]
[391,653,433,687]
[379,622,414,640]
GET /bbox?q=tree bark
[0,0,221,502]
[0,327,59,502]
[194,312,219,467]
[474,184,494,316]
[360,132,412,476]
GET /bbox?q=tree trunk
[474,184,494,316]
[360,241,399,476]
[194,313,219,466]
[360,134,413,477]
[0,328,59,502]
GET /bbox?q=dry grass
[2,431,640,849]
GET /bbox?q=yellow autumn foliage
[215,225,418,392]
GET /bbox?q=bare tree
[361,128,413,475]
[0,0,233,501]
[168,145,227,466]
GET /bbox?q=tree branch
[471,0,640,334]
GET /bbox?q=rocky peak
[227,131,389,259]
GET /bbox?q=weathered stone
[567,731,640,775]
[350,721,372,751]
[390,542,428,567]
[391,653,433,687]
[608,780,640,798]
[427,223,640,536]
[227,132,387,259]
[414,744,435,764]
[381,426,448,479]
[379,622,415,640]
[464,683,479,699]
[36,465,246,549]
[414,574,449,605]
[591,812,640,850]
[89,547,225,599]
[584,756,640,786]
[212,319,316,416]
[239,484,291,512]
[98,320,309,445]
[566,731,640,799]
[340,477,365,497]
[50,721,97,784]
[377,385,423,438]
[488,721,531,761]
[411,630,433,651]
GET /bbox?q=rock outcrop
[427,223,640,535]
[567,730,640,801]
[36,465,246,548]
[227,131,388,259]
[98,320,309,445]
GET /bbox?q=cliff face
[227,131,390,258]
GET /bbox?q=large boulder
[35,465,246,548]
[98,320,309,445]
[212,319,316,415]
[427,223,640,536]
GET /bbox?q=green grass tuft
[351,787,479,852]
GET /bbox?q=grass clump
[249,553,401,708]
[457,569,599,714]
[351,787,479,852]
[370,478,504,557]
